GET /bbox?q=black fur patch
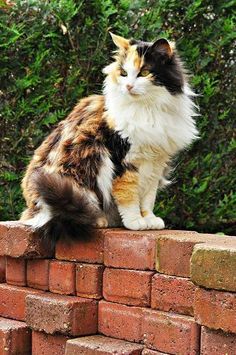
[60,121,135,207]
[102,123,136,177]
[133,39,184,94]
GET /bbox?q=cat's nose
[126,84,134,91]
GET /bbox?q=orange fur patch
[110,33,129,50]
[141,210,149,217]
[112,170,139,206]
[106,45,144,83]
[126,45,144,71]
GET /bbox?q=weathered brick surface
[0,256,6,282]
[49,260,75,295]
[151,273,196,316]
[143,309,200,354]
[26,293,98,336]
[191,242,236,292]
[56,229,105,263]
[201,326,236,355]
[6,257,26,286]
[27,259,49,290]
[194,288,236,333]
[0,317,31,354]
[103,268,154,306]
[32,330,70,355]
[104,230,156,270]
[65,335,144,354]
[0,283,43,321]
[98,300,143,343]
[76,263,104,299]
[156,231,229,277]
[142,350,168,355]
[0,221,54,258]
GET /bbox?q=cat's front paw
[123,217,148,231]
[144,216,165,230]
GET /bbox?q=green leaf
[195,181,208,194]
[1,171,19,182]
[42,113,59,126]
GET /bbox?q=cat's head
[103,33,184,100]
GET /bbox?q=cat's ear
[151,38,173,58]
[109,32,129,50]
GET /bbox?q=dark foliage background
[0,0,235,234]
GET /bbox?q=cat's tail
[23,171,100,247]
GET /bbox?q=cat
[20,33,199,244]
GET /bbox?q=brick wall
[0,221,235,354]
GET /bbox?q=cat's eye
[139,69,150,77]
[120,68,127,76]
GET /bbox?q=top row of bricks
[0,221,235,291]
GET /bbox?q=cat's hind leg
[95,215,109,228]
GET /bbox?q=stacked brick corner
[0,221,235,354]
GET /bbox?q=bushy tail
[30,171,100,247]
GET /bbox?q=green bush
[0,0,235,234]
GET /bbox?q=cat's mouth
[128,91,140,97]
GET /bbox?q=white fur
[24,199,51,228]
[117,203,147,230]
[97,154,114,207]
[138,160,166,229]
[118,203,165,230]
[104,79,198,156]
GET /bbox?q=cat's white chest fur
[105,85,198,158]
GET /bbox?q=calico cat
[21,33,198,244]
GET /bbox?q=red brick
[0,283,43,321]
[151,273,196,316]
[65,335,144,354]
[6,257,26,286]
[0,317,31,354]
[155,231,229,277]
[98,300,143,343]
[143,309,200,354]
[191,241,236,292]
[142,349,167,355]
[49,260,75,295]
[104,230,156,270]
[56,229,105,263]
[27,259,49,290]
[32,330,70,355]
[201,326,236,354]
[76,263,103,299]
[26,293,98,336]
[0,256,6,282]
[103,268,153,306]
[0,221,54,258]
[194,288,236,333]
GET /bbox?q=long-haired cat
[21,33,199,244]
